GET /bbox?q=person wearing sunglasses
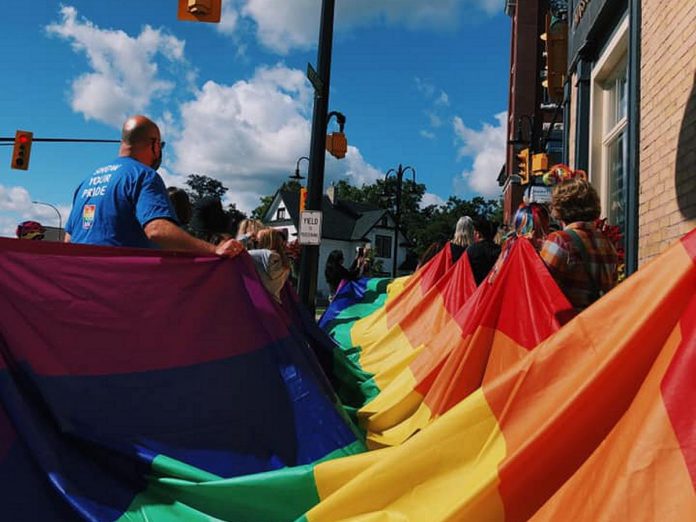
[65,115,243,257]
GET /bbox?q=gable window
[277,208,286,220]
[375,234,392,258]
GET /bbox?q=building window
[277,208,286,220]
[375,234,392,258]
[590,16,628,246]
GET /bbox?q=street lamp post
[290,156,310,180]
[32,200,63,241]
[297,0,336,315]
[384,164,416,278]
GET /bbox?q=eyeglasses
[150,138,166,149]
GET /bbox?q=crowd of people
[16,113,619,311]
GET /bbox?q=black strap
[565,228,602,301]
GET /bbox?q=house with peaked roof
[262,186,412,300]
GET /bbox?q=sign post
[298,210,322,246]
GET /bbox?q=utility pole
[298,0,336,315]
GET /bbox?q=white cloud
[171,64,383,214]
[217,0,241,35]
[0,185,71,237]
[435,91,450,106]
[240,0,500,54]
[46,5,188,127]
[420,130,436,140]
[453,111,506,197]
[420,192,446,208]
[426,111,443,128]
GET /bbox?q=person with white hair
[450,216,475,263]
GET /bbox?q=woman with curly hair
[539,177,618,310]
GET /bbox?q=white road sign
[298,210,322,245]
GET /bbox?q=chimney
[326,184,336,205]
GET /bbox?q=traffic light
[532,152,549,174]
[517,147,530,185]
[177,0,221,23]
[299,187,308,212]
[11,130,33,170]
[541,14,568,103]
[326,131,347,159]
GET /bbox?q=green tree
[183,174,247,234]
[185,174,228,203]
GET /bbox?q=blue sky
[0,0,510,236]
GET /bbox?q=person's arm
[64,232,71,243]
[144,219,243,257]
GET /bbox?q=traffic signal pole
[297,0,336,316]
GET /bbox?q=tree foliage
[183,174,247,234]
[330,180,500,256]
[185,174,228,203]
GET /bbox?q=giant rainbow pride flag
[358,237,575,447]
[1,229,694,521]
[0,239,364,521]
[206,227,695,521]
[318,243,460,410]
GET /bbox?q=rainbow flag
[83,228,695,522]
[292,228,696,520]
[0,239,364,521]
[359,237,574,447]
[319,243,459,410]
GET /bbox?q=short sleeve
[133,170,178,227]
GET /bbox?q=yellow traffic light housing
[532,152,549,174]
[11,130,33,170]
[299,187,308,212]
[326,132,347,159]
[177,0,221,23]
[517,147,530,185]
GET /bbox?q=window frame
[589,16,629,231]
[375,234,392,259]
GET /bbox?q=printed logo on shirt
[82,204,96,230]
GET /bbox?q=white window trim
[589,15,629,220]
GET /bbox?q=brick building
[638,0,695,263]
[505,0,695,274]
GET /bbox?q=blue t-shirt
[65,157,177,248]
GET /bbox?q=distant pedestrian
[466,217,502,285]
[167,187,192,226]
[540,177,618,310]
[450,216,475,263]
[16,220,45,240]
[189,196,231,245]
[249,228,291,303]
[236,219,266,249]
[325,250,359,299]
[64,114,242,257]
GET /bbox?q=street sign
[298,210,322,245]
[527,185,552,204]
[306,62,324,92]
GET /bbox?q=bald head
[121,115,160,147]
[119,115,164,169]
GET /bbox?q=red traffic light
[11,130,33,170]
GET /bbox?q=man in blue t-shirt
[65,115,242,257]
